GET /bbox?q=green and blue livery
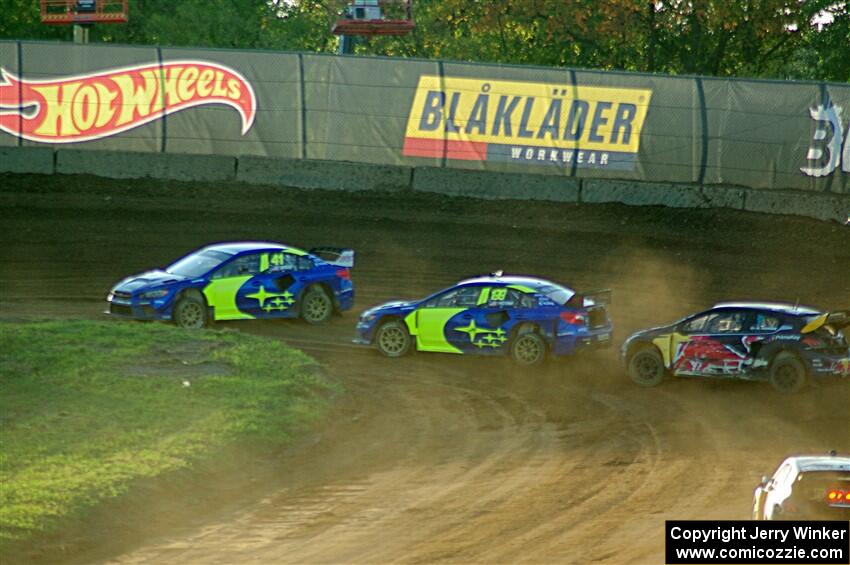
[355,274,612,366]
[107,242,354,328]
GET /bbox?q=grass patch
[0,320,335,548]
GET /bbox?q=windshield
[537,283,575,306]
[166,250,231,278]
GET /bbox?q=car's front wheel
[173,296,207,329]
[628,347,665,386]
[375,320,411,357]
[301,287,333,324]
[510,331,547,366]
[769,352,807,393]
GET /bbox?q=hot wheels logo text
[0,61,256,143]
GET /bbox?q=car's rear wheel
[769,352,807,393]
[510,331,546,366]
[301,287,333,324]
[375,320,411,357]
[628,347,665,386]
[173,296,207,329]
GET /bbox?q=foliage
[0,320,335,547]
[0,0,846,81]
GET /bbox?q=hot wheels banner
[0,61,256,143]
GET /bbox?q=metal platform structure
[332,0,414,37]
[40,0,128,25]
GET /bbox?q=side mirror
[760,475,771,486]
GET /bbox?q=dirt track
[1,173,849,564]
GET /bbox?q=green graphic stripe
[203,276,253,320]
[406,308,465,354]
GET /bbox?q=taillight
[560,311,587,326]
[802,336,824,348]
[826,489,850,504]
[336,268,351,280]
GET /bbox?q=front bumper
[105,293,171,321]
[354,318,378,345]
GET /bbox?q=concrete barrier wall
[412,168,580,202]
[581,179,747,210]
[0,147,55,174]
[742,189,850,224]
[237,156,410,192]
[1,148,847,224]
[55,150,236,182]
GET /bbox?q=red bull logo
[0,61,256,143]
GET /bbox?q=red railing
[41,0,128,24]
[332,0,414,36]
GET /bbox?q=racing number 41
[801,103,850,178]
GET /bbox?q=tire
[301,287,333,324]
[510,331,547,366]
[769,351,807,394]
[375,320,411,357]
[628,347,665,387]
[173,296,207,329]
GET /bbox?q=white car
[753,453,850,520]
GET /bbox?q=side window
[212,253,262,279]
[751,313,781,332]
[481,288,534,309]
[425,287,483,308]
[705,312,748,333]
[262,252,313,273]
[772,465,793,488]
[681,314,713,333]
[297,256,314,271]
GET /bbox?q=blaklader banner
[0,40,847,194]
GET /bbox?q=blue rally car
[354,273,612,366]
[106,242,354,328]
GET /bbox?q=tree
[0,0,846,82]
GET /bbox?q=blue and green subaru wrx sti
[355,273,612,366]
[107,242,354,328]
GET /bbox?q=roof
[457,274,560,289]
[788,455,850,473]
[712,302,821,316]
[202,241,292,255]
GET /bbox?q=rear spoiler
[578,288,612,307]
[309,247,355,268]
[802,310,850,333]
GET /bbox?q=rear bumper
[334,286,355,312]
[551,324,613,356]
[805,351,850,377]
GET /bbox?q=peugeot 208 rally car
[106,242,354,328]
[622,302,850,392]
[354,273,612,366]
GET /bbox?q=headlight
[361,314,377,323]
[140,289,169,300]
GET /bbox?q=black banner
[666,521,850,564]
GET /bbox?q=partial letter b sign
[801,103,850,177]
